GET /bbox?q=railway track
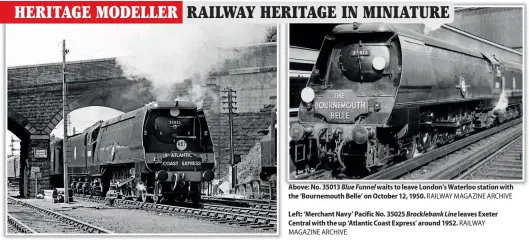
[7,197,113,234]
[72,194,277,231]
[454,136,523,180]
[74,193,276,210]
[291,169,330,180]
[202,196,277,210]
[113,199,277,231]
[364,118,522,180]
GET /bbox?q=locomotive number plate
[350,49,370,56]
[161,152,202,170]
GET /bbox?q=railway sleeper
[495,159,523,165]
[481,167,523,174]
[487,162,523,169]
[216,217,236,223]
[474,173,521,179]
[503,152,522,158]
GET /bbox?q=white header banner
[183,2,455,24]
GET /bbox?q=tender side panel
[96,109,146,166]
[68,134,87,175]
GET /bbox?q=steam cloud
[422,22,443,35]
[493,90,509,114]
[116,24,272,109]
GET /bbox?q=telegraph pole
[62,40,70,203]
[222,87,237,189]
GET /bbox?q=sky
[7,24,145,66]
[6,24,271,66]
[6,24,271,155]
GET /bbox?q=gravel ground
[399,124,522,180]
[13,198,271,234]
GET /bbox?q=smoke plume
[116,24,272,109]
[493,90,509,114]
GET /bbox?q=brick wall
[25,137,51,197]
[207,105,274,178]
[204,43,277,179]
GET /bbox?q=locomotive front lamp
[372,56,386,71]
[301,87,315,103]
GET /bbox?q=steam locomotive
[50,100,216,204]
[289,23,523,178]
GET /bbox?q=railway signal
[221,87,238,189]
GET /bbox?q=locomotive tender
[50,100,216,204]
[289,23,523,178]
[259,106,277,182]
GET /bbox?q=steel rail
[363,118,522,180]
[454,136,523,180]
[7,214,37,234]
[7,197,114,234]
[202,195,277,204]
[202,198,277,210]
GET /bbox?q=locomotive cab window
[143,108,210,153]
[153,115,196,144]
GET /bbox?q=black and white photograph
[6,23,277,234]
[288,7,524,181]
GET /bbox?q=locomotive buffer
[222,88,238,189]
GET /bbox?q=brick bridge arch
[8,58,154,197]
[7,113,32,197]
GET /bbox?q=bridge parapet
[8,58,123,89]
